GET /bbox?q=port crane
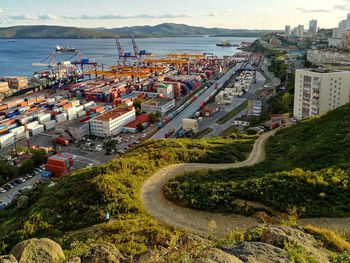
[166,52,205,60]
[115,35,137,60]
[131,35,152,57]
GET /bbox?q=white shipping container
[26,121,39,129]
[67,113,77,120]
[14,133,26,141]
[75,105,84,112]
[77,111,85,117]
[10,126,25,135]
[46,98,56,103]
[55,95,63,100]
[45,120,56,130]
[55,113,67,123]
[70,100,80,107]
[19,116,33,125]
[29,125,44,136]
[66,107,77,115]
[83,102,95,110]
[38,113,51,124]
[1,137,15,148]
[0,133,15,143]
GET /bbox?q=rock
[195,248,243,263]
[257,225,329,263]
[221,242,289,263]
[0,255,18,263]
[81,243,121,263]
[64,257,81,263]
[10,238,65,263]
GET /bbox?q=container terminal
[0,38,261,206]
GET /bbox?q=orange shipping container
[0,105,8,111]
[62,103,72,110]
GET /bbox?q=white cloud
[38,14,58,20]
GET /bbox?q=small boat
[216,40,239,47]
[8,39,15,42]
[56,45,76,52]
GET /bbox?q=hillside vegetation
[0,135,255,255]
[0,23,273,39]
[164,104,350,218]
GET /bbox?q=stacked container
[45,154,74,177]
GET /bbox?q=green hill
[0,136,255,255]
[0,23,274,39]
[165,104,350,218]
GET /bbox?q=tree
[136,123,145,132]
[103,140,116,154]
[19,159,35,175]
[155,111,162,120]
[31,149,47,165]
[281,92,292,112]
[147,113,157,124]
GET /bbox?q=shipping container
[44,120,56,130]
[29,125,44,136]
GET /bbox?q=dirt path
[141,130,350,238]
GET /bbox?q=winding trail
[141,130,350,238]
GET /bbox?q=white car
[0,188,6,193]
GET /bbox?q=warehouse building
[89,107,136,137]
[141,98,175,115]
[55,119,90,141]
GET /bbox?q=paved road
[151,64,242,139]
[141,129,350,238]
[141,130,276,237]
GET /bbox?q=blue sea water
[0,37,256,77]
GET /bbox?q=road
[151,64,242,139]
[141,129,350,238]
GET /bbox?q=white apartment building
[293,69,350,119]
[89,107,136,137]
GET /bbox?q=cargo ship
[216,40,239,47]
[56,46,76,52]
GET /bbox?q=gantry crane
[131,35,152,58]
[166,52,205,60]
[115,35,137,60]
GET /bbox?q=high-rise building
[297,25,305,37]
[338,20,347,36]
[309,20,318,35]
[293,69,350,119]
[285,25,291,36]
[332,28,340,38]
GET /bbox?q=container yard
[0,50,241,150]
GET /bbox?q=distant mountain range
[0,23,277,39]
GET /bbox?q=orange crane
[142,57,189,67]
[83,70,151,78]
[167,52,205,59]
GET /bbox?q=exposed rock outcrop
[0,255,18,263]
[81,243,121,263]
[222,242,289,263]
[10,238,65,263]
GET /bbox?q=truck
[53,137,70,146]
[165,129,175,138]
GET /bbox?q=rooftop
[92,107,134,122]
[142,98,173,106]
[124,114,149,128]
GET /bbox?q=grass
[216,100,248,125]
[304,225,350,253]
[164,104,350,218]
[0,135,255,256]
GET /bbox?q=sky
[0,0,349,29]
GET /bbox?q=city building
[55,119,90,141]
[141,98,175,115]
[328,28,343,48]
[89,107,136,137]
[307,50,350,65]
[123,114,149,133]
[285,25,291,36]
[293,69,350,119]
[309,20,318,36]
[343,31,350,50]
